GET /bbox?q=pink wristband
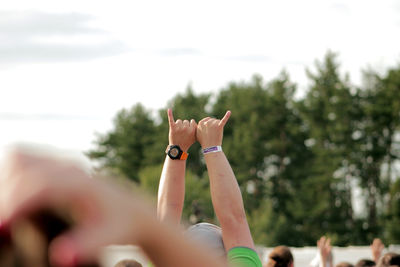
[202,146,222,154]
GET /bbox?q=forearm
[328,257,333,267]
[204,151,254,250]
[320,258,327,267]
[157,156,186,224]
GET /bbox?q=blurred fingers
[50,226,106,267]
[318,236,328,250]
[0,154,48,223]
[51,222,123,267]
[190,119,197,130]
[199,117,211,125]
[50,235,80,267]
[0,179,50,226]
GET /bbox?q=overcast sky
[1,0,399,164]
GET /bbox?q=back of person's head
[266,245,294,267]
[355,259,376,267]
[185,222,226,259]
[114,259,143,267]
[377,252,400,267]
[336,262,354,267]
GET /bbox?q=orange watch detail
[166,145,188,160]
[180,151,188,160]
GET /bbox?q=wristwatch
[165,145,188,160]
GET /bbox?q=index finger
[167,109,175,126]
[219,110,231,127]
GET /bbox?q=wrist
[200,142,222,149]
[166,145,188,160]
[202,145,222,155]
[169,144,190,152]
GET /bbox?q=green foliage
[295,52,358,244]
[87,103,157,182]
[249,199,305,247]
[138,164,163,196]
[355,65,400,240]
[212,75,271,210]
[87,53,400,246]
[182,172,214,225]
[385,179,400,243]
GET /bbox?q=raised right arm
[157,109,197,225]
[371,238,384,263]
[317,236,333,267]
[196,111,255,251]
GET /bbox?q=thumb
[50,227,102,267]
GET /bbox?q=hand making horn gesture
[196,111,231,149]
[167,109,197,152]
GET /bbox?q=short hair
[355,259,376,267]
[266,246,293,267]
[377,252,400,267]
[185,223,226,259]
[114,259,143,267]
[336,262,354,267]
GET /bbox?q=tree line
[87,51,400,246]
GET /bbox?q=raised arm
[371,238,384,263]
[196,111,255,251]
[157,109,197,224]
[317,236,333,267]
[0,150,226,267]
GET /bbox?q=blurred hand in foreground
[0,151,153,266]
[0,150,226,267]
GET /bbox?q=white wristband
[202,146,222,154]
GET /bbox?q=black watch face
[169,147,179,158]
[167,145,182,160]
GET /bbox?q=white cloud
[0,11,128,64]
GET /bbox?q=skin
[196,111,255,250]
[157,110,256,251]
[0,150,226,267]
[157,109,197,224]
[370,238,384,263]
[317,236,333,267]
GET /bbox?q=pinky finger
[219,110,231,127]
